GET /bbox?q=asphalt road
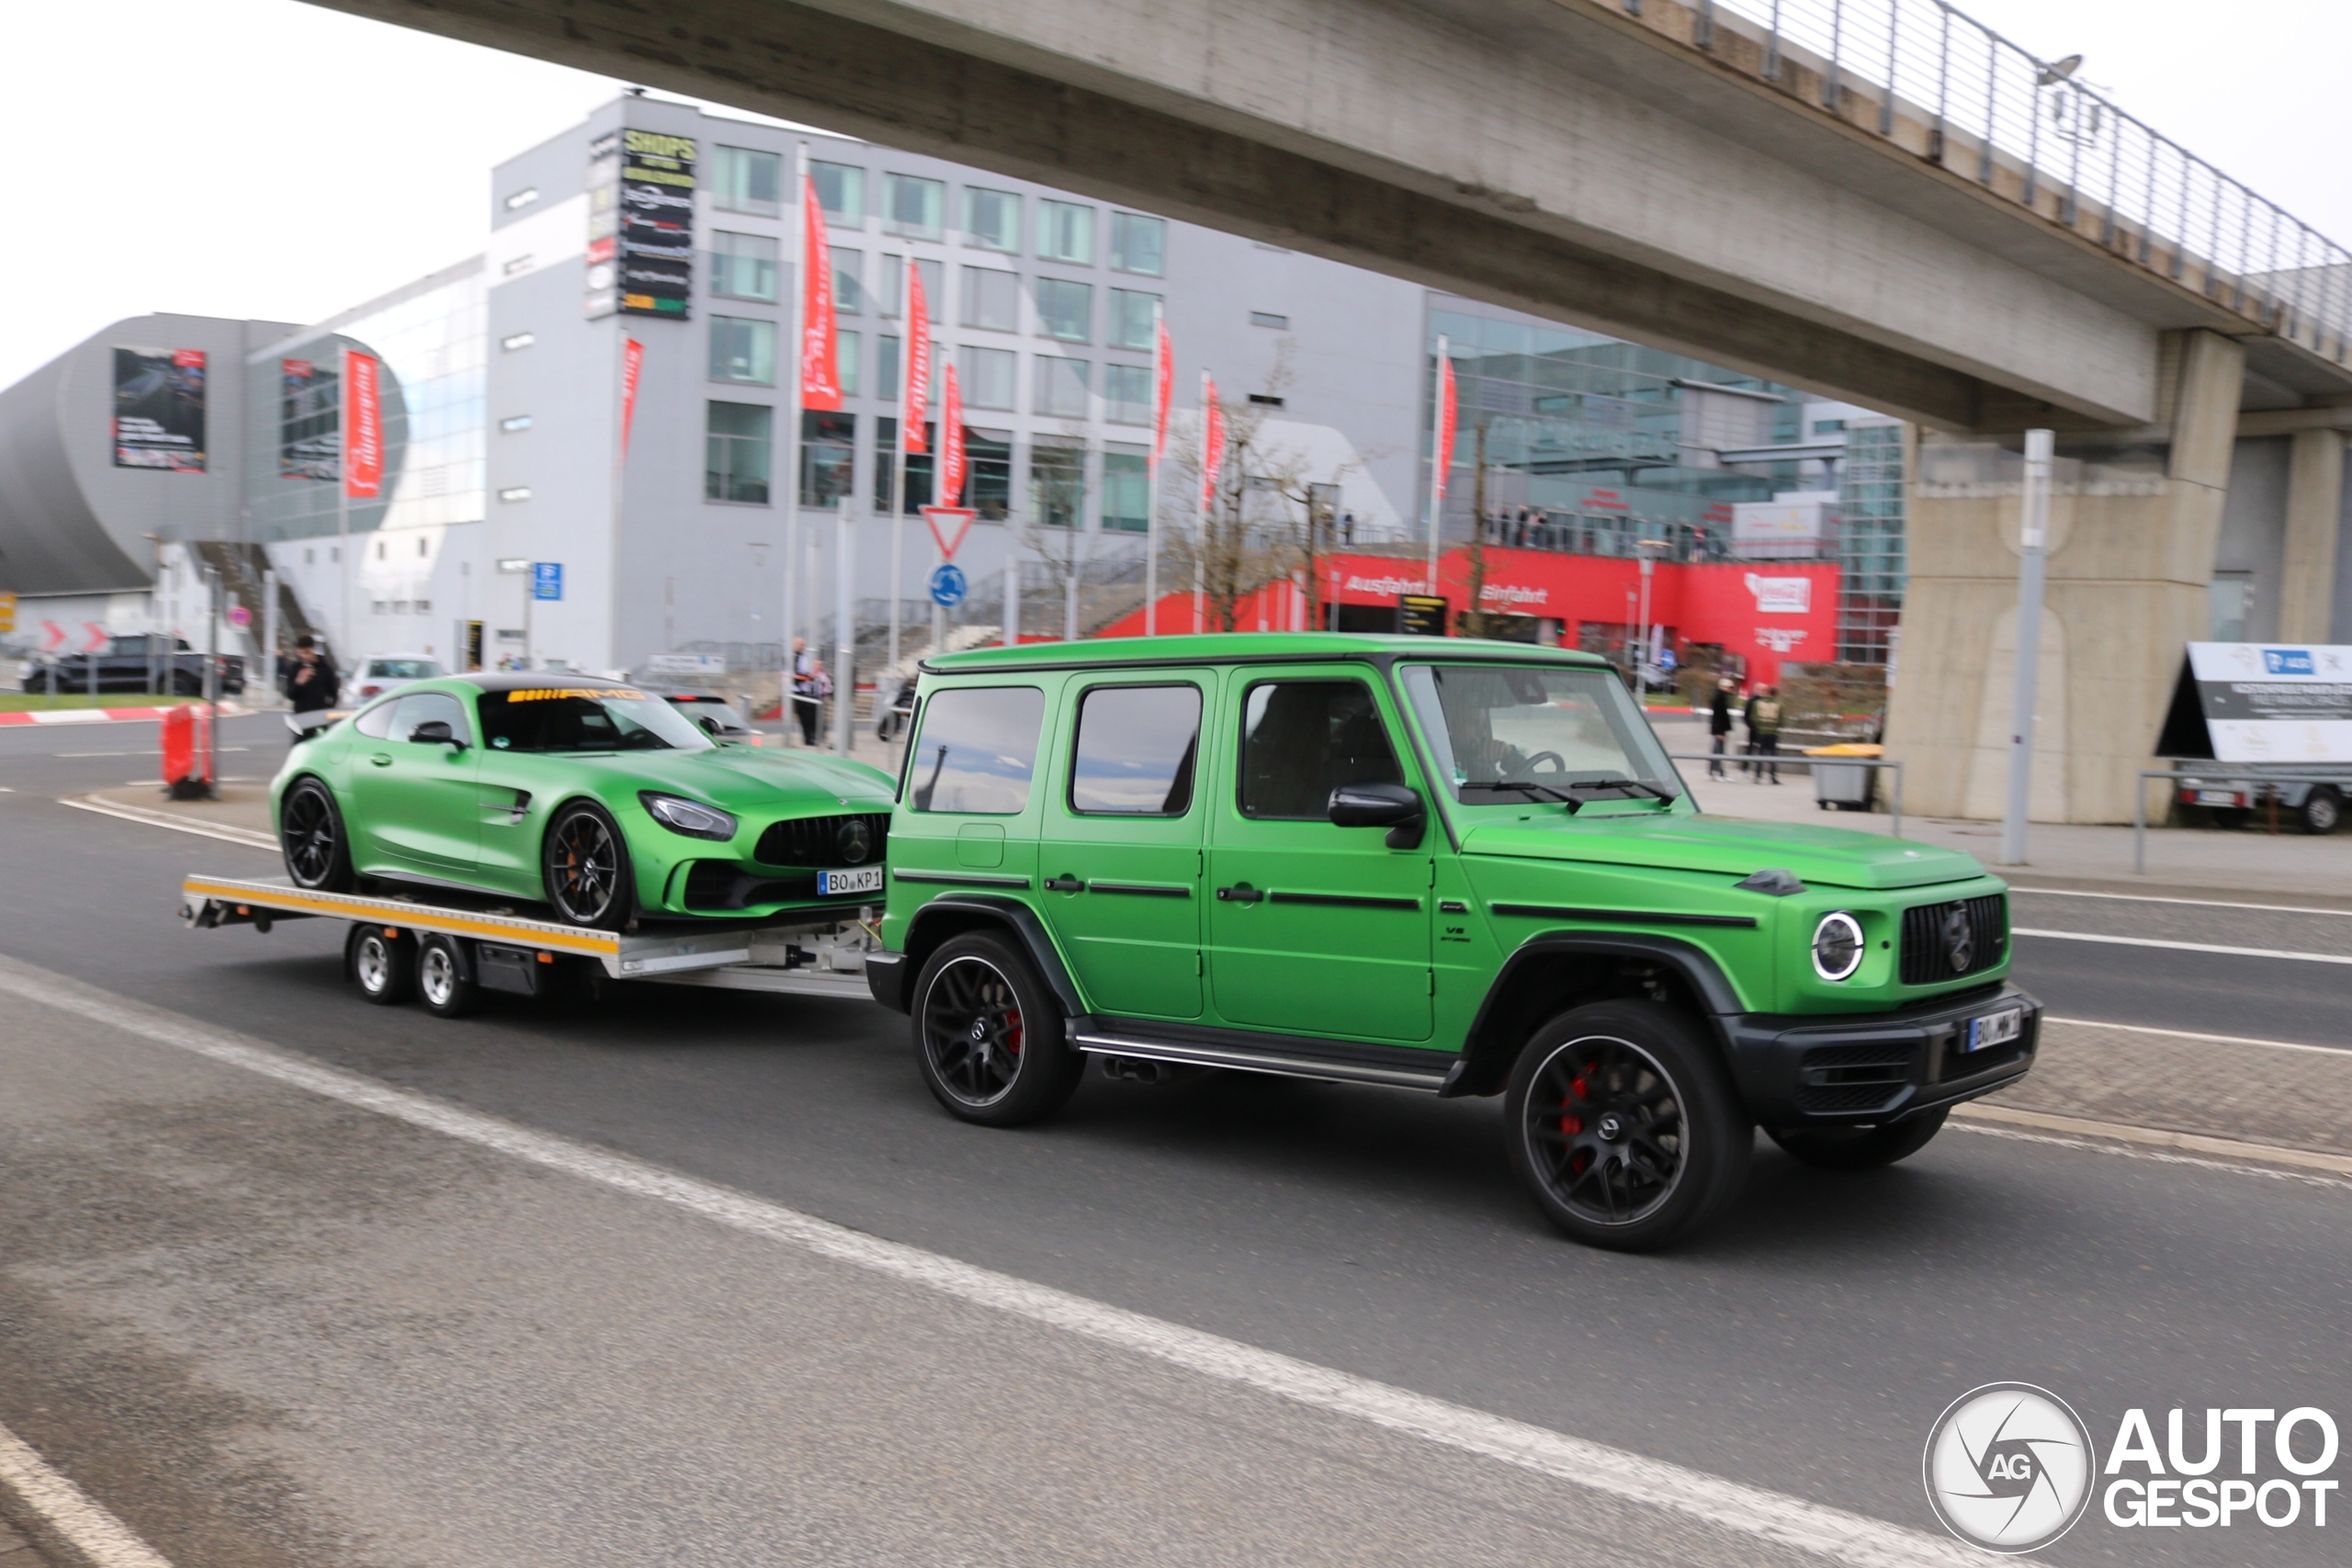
[1,714,2346,1567]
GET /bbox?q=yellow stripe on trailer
[179,876,621,956]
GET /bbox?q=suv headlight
[1811,911,1864,981]
[639,791,739,841]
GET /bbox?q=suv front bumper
[1721,984,2040,1132]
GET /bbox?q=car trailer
[181,873,876,1016]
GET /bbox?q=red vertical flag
[902,258,931,454]
[938,363,967,507]
[799,175,842,412]
[1152,308,1172,468]
[343,350,383,500]
[1434,350,1458,501]
[1199,374,1224,510]
[618,337,645,461]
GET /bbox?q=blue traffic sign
[532,562,563,602]
[928,563,967,608]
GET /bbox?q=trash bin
[1804,742,1880,812]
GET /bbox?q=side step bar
[1069,1027,1454,1093]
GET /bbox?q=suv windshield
[476,685,716,753]
[1401,662,1681,805]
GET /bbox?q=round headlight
[1812,911,1865,982]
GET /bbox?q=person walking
[1748,684,1784,784]
[280,635,339,726]
[1708,677,1735,779]
[788,637,822,747]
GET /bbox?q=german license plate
[819,866,883,897]
[1966,1008,2023,1052]
[2193,790,2241,807]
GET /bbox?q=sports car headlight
[639,792,738,841]
[1811,911,1865,982]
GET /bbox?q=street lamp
[1634,537,1669,691]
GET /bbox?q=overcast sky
[3,0,2345,392]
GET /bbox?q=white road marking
[57,795,277,851]
[0,1418,175,1568]
[2009,885,2352,919]
[0,962,1980,1568]
[2044,1016,2348,1057]
[2012,927,2352,964]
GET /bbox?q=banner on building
[799,174,842,412]
[619,338,644,459]
[278,356,340,480]
[938,364,967,507]
[584,129,696,320]
[344,351,384,500]
[111,347,207,470]
[1433,350,1457,501]
[901,258,931,454]
[1153,308,1172,467]
[1200,374,1224,509]
[2157,643,2352,763]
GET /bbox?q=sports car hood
[564,747,896,815]
[1457,811,1987,892]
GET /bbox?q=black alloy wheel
[543,804,633,929]
[346,924,414,1006]
[415,933,481,1018]
[1770,1107,1949,1171]
[1504,1000,1750,1252]
[911,932,1083,1127]
[281,778,354,891]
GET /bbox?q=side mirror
[409,720,464,748]
[1329,780,1426,849]
[695,714,724,735]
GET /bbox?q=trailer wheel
[416,934,481,1018]
[346,924,414,1006]
[2299,785,2341,836]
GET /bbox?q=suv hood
[1458,812,1986,891]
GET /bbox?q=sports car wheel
[911,932,1082,1127]
[1504,1000,1750,1252]
[415,934,481,1018]
[281,778,354,891]
[543,804,633,929]
[346,924,414,1006]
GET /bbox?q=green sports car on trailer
[272,673,895,928]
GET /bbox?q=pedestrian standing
[282,636,339,714]
[1708,676,1735,779]
[789,636,821,747]
[1750,684,1783,784]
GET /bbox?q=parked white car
[348,654,446,705]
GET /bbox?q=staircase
[188,542,326,661]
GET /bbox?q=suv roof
[925,633,1614,673]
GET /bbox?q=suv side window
[1069,683,1200,815]
[908,686,1046,813]
[389,691,469,744]
[1238,680,1402,818]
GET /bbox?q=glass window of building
[879,255,944,321]
[874,416,935,513]
[711,231,779,302]
[1102,364,1151,426]
[1031,438,1086,528]
[964,187,1020,252]
[709,317,777,385]
[1034,278,1091,344]
[800,411,855,507]
[968,428,1012,519]
[1109,212,1165,276]
[960,345,1016,411]
[1250,310,1289,330]
[705,401,771,504]
[1037,200,1094,264]
[832,248,865,313]
[837,329,862,398]
[1102,444,1149,531]
[885,174,944,239]
[1107,288,1159,351]
[712,145,783,216]
[961,266,1018,332]
[875,334,900,402]
[810,160,865,222]
[1034,356,1090,418]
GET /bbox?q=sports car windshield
[1400,663,1680,805]
[477,686,716,753]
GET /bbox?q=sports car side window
[390,692,469,745]
[353,700,399,739]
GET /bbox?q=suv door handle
[1044,874,1085,893]
[1215,884,1263,903]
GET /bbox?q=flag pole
[1425,333,1448,618]
[780,141,808,743]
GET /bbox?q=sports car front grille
[1898,895,2007,987]
[754,812,888,869]
[683,863,817,911]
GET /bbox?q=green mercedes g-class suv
[864,635,2037,1250]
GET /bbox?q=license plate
[2193,790,2242,807]
[818,866,884,897]
[1966,1008,2022,1052]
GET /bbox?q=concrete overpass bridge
[315,0,2352,821]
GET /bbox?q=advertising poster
[2157,642,2352,762]
[616,129,695,319]
[111,347,207,470]
[344,352,384,500]
[279,357,340,480]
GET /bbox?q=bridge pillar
[2281,429,2347,642]
[1885,331,2243,826]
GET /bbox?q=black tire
[345,923,414,1006]
[1503,1000,1751,1252]
[280,777,355,891]
[910,931,1083,1127]
[542,803,634,929]
[2299,786,2341,836]
[1770,1107,1950,1171]
[415,933,481,1019]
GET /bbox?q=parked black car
[19,636,245,696]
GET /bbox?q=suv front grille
[1898,895,2007,987]
[753,812,888,869]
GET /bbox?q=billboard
[279,356,340,480]
[344,352,385,500]
[586,129,695,320]
[2157,643,2352,763]
[111,347,207,470]
[1730,496,1836,559]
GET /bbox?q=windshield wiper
[1591,780,1679,802]
[1459,781,1585,812]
